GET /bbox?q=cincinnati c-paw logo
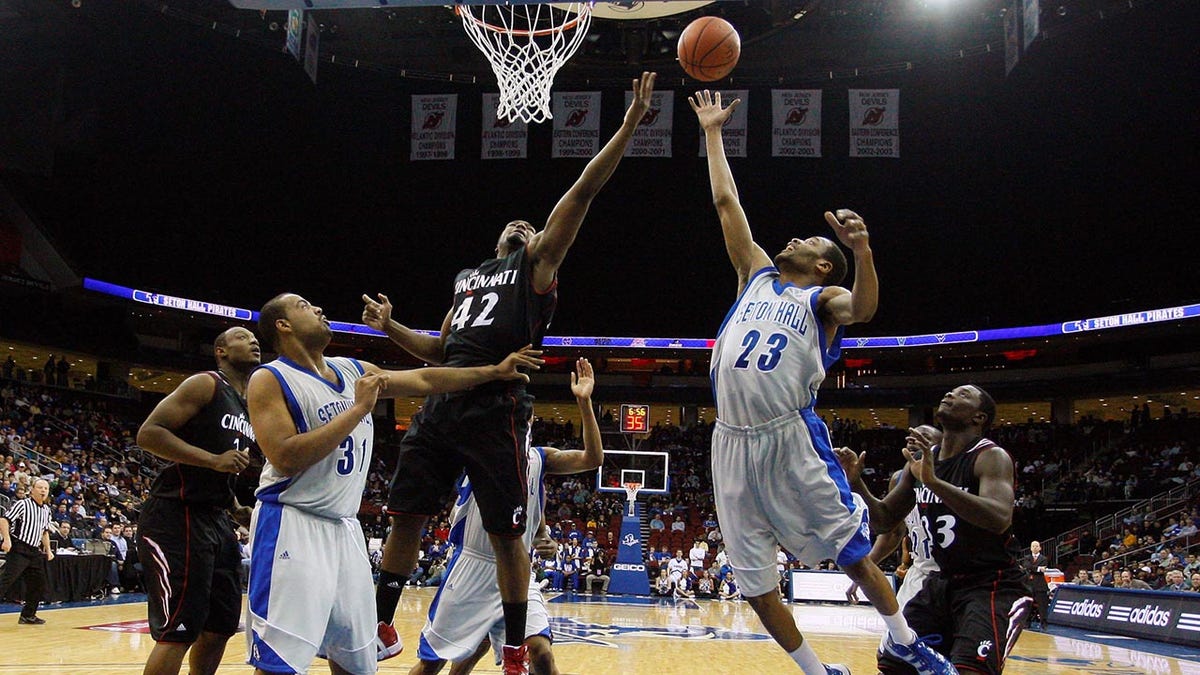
[639,107,662,126]
[565,109,589,127]
[511,505,526,527]
[861,107,887,126]
[422,112,445,129]
[976,640,993,659]
[784,107,809,125]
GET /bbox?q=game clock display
[620,404,649,433]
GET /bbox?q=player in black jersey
[135,326,260,675]
[363,72,657,673]
[836,385,1032,675]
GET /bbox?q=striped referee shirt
[1,497,53,549]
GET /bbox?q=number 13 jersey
[711,267,843,427]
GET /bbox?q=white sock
[788,641,828,674]
[881,610,918,645]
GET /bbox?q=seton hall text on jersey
[316,399,374,427]
[454,269,519,295]
[220,413,256,441]
[734,298,809,334]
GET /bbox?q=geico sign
[1071,599,1104,618]
[1129,605,1172,627]
[612,563,645,572]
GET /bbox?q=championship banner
[623,90,673,158]
[848,89,899,158]
[551,92,601,158]
[698,90,748,158]
[771,90,822,158]
[303,15,319,84]
[410,94,457,161]
[1023,0,1040,50]
[1004,0,1021,76]
[285,9,303,61]
[481,93,528,160]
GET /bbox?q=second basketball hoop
[456,1,595,123]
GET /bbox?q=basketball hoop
[623,481,641,517]
[455,2,594,124]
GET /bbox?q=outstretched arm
[359,347,545,399]
[544,358,603,475]
[362,293,450,365]
[818,210,877,326]
[688,90,772,294]
[529,72,658,288]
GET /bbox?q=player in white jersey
[246,293,543,675]
[844,427,944,612]
[408,358,602,675]
[691,90,957,675]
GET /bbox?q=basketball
[677,16,741,82]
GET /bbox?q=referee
[0,478,55,624]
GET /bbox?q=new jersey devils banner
[410,94,457,161]
[623,90,673,158]
[849,89,899,158]
[772,90,822,157]
[482,93,528,160]
[552,92,601,158]
[698,90,748,158]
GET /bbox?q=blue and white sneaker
[825,665,851,675]
[882,634,958,675]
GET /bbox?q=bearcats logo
[861,107,887,126]
[422,112,445,129]
[565,108,589,127]
[639,107,662,126]
[976,640,993,659]
[784,107,809,125]
[511,505,525,527]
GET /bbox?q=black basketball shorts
[879,569,1032,675]
[138,497,242,643]
[387,388,533,538]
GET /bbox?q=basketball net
[623,481,641,517]
[456,2,594,124]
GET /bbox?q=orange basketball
[677,16,741,82]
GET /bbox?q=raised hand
[823,209,870,254]
[625,71,658,126]
[496,345,545,382]
[211,448,251,474]
[570,358,594,400]
[832,446,866,484]
[687,89,741,132]
[360,293,394,332]
[902,426,937,485]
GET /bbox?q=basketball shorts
[246,502,376,674]
[416,550,550,663]
[711,409,871,598]
[138,497,241,643]
[388,388,533,537]
[896,561,936,611]
[879,569,1031,675]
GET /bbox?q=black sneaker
[18,616,46,625]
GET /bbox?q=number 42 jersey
[711,267,844,427]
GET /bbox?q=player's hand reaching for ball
[570,358,594,401]
[495,345,545,382]
[210,448,252,474]
[687,89,741,132]
[361,293,393,332]
[625,72,658,126]
[824,209,870,255]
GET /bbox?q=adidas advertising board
[1050,585,1200,647]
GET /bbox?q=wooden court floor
[1,589,1197,674]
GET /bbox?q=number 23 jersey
[711,267,843,427]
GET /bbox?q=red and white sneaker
[501,643,529,675]
[375,621,403,661]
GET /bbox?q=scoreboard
[620,404,649,434]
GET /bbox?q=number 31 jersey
[711,267,844,427]
[443,245,557,369]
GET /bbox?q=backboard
[596,449,669,496]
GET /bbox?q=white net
[456,2,594,124]
[623,482,641,517]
